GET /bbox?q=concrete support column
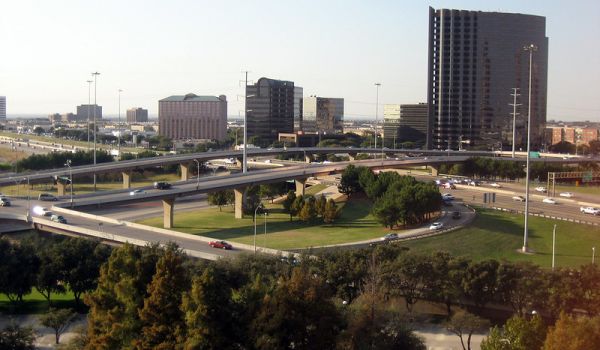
[57,182,66,196]
[163,197,175,229]
[348,153,357,161]
[236,157,243,168]
[304,154,314,163]
[234,187,246,219]
[295,178,307,196]
[180,163,190,181]
[122,171,132,189]
[430,165,439,177]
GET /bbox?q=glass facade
[302,96,344,134]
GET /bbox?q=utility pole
[118,89,123,161]
[87,80,93,149]
[374,83,381,157]
[552,224,557,270]
[522,44,537,253]
[241,71,251,174]
[510,88,521,158]
[92,71,100,191]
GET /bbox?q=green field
[305,183,328,195]
[138,198,390,250]
[401,208,600,268]
[0,289,77,314]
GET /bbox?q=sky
[1,0,599,121]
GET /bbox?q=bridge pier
[234,187,246,219]
[57,182,66,196]
[236,157,243,168]
[348,153,357,161]
[180,163,190,181]
[122,171,132,189]
[163,197,175,229]
[304,154,314,163]
[429,165,439,177]
[295,178,306,196]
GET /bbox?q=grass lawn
[305,183,328,195]
[0,289,77,314]
[138,198,389,250]
[401,208,600,268]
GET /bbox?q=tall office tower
[0,96,6,120]
[246,77,295,144]
[427,7,548,150]
[302,96,344,134]
[158,94,227,141]
[294,86,303,131]
[383,103,428,148]
[126,108,149,123]
[76,104,103,122]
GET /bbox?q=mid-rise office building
[0,96,6,120]
[76,104,102,122]
[48,113,62,123]
[158,94,227,141]
[294,87,303,132]
[246,77,295,144]
[126,108,149,123]
[383,103,428,148]
[302,96,344,134]
[546,126,599,146]
[427,7,548,150]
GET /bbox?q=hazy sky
[1,0,599,121]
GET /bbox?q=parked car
[580,207,600,215]
[559,192,574,198]
[490,183,502,188]
[208,240,232,250]
[0,198,11,207]
[50,214,67,224]
[542,198,557,204]
[512,196,526,202]
[442,193,455,200]
[444,183,456,189]
[153,181,172,190]
[429,222,444,230]
[452,211,461,219]
[381,233,399,242]
[535,186,547,193]
[129,189,145,196]
[38,193,57,201]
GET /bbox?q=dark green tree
[461,259,500,309]
[446,311,490,350]
[0,321,36,350]
[338,164,362,197]
[0,239,39,304]
[207,190,233,211]
[323,198,339,224]
[35,244,65,304]
[481,314,546,350]
[282,191,296,221]
[39,308,77,345]
[315,195,327,217]
[290,194,305,221]
[298,196,317,222]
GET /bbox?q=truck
[580,207,600,215]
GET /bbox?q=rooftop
[160,94,225,102]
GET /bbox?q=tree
[136,245,189,350]
[40,308,77,345]
[315,195,327,217]
[481,314,546,350]
[338,165,362,197]
[446,311,489,350]
[242,185,262,216]
[0,321,36,350]
[0,239,39,304]
[290,194,304,221]
[372,192,402,229]
[259,183,288,203]
[461,259,500,309]
[385,252,432,312]
[543,313,600,350]
[497,262,548,317]
[207,190,233,211]
[298,196,317,222]
[424,252,470,318]
[35,244,65,304]
[282,191,296,221]
[33,126,45,135]
[323,198,339,224]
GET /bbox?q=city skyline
[1,0,599,121]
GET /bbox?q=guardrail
[489,206,600,226]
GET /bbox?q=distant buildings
[0,96,6,120]
[126,108,149,123]
[383,103,428,148]
[246,77,295,144]
[76,104,102,122]
[294,87,303,132]
[546,126,599,146]
[158,93,227,141]
[302,96,344,134]
[427,7,548,150]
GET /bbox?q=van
[38,193,57,201]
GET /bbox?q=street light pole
[87,80,93,149]
[374,83,381,157]
[118,89,122,161]
[65,159,73,208]
[242,71,250,174]
[193,159,200,190]
[552,224,557,270]
[92,72,100,191]
[253,204,263,254]
[263,211,268,249]
[593,247,596,265]
[25,176,30,218]
[510,88,521,158]
[522,44,537,253]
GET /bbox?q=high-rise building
[294,86,303,132]
[0,96,6,120]
[158,94,227,141]
[302,96,344,134]
[427,7,548,150]
[383,103,428,148]
[246,77,295,144]
[126,108,149,123]
[76,104,102,122]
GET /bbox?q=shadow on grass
[470,209,541,238]
[0,299,85,315]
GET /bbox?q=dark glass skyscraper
[246,77,295,145]
[427,7,548,150]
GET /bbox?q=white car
[429,222,444,230]
[542,198,557,204]
[490,183,502,188]
[442,193,454,200]
[535,186,547,193]
[512,196,526,202]
[129,189,145,196]
[559,192,574,198]
[381,233,399,242]
[581,207,600,215]
[32,206,52,216]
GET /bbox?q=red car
[209,240,232,250]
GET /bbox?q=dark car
[154,181,172,190]
[208,240,232,250]
[50,214,67,224]
[0,198,11,207]
[452,211,461,219]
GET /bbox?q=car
[444,183,456,189]
[264,159,272,163]
[33,206,52,216]
[381,233,399,242]
[559,192,574,198]
[208,240,233,250]
[581,207,600,215]
[535,186,547,193]
[0,198,11,207]
[153,181,172,190]
[490,183,502,188]
[469,181,480,186]
[542,198,557,204]
[38,193,57,201]
[129,189,145,196]
[429,222,444,230]
[442,193,454,200]
[50,214,67,224]
[452,211,461,219]
[512,196,526,202]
